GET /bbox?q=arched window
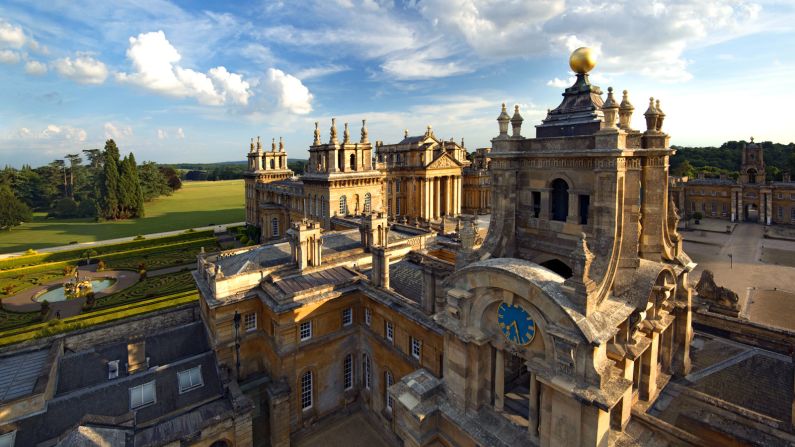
[350,153,356,170]
[748,169,757,184]
[271,218,279,237]
[364,193,372,213]
[363,353,371,390]
[343,354,354,390]
[338,150,344,171]
[321,196,326,216]
[550,178,569,222]
[385,370,394,411]
[269,159,275,169]
[301,371,313,410]
[339,195,347,215]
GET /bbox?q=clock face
[497,302,535,345]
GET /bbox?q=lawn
[0,180,244,253]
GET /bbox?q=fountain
[34,270,116,303]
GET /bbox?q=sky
[0,0,794,168]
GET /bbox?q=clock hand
[510,321,519,340]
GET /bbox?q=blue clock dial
[497,302,535,345]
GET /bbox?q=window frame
[300,320,313,341]
[363,353,372,390]
[385,370,394,412]
[244,312,257,332]
[411,337,422,360]
[130,380,156,409]
[0,431,16,447]
[177,365,204,394]
[343,354,354,390]
[385,320,394,343]
[342,307,353,327]
[364,307,372,326]
[301,370,313,410]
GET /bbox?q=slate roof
[14,322,229,447]
[215,242,292,275]
[685,178,736,186]
[322,230,362,254]
[0,348,49,402]
[390,260,424,303]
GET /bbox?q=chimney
[127,339,148,374]
[288,219,322,271]
[371,245,390,289]
[359,211,389,252]
[784,172,791,183]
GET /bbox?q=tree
[129,153,145,217]
[118,154,145,218]
[0,184,32,230]
[65,153,82,199]
[49,159,67,197]
[139,161,170,201]
[672,160,695,178]
[101,140,121,219]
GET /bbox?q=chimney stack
[127,338,148,374]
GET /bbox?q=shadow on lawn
[0,208,244,253]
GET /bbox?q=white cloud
[0,20,26,48]
[208,66,251,105]
[21,124,88,142]
[546,77,574,88]
[295,64,349,80]
[25,60,47,75]
[0,49,20,64]
[262,68,313,115]
[104,122,133,140]
[53,54,108,84]
[176,128,185,139]
[157,129,168,140]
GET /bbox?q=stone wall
[694,309,795,355]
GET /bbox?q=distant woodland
[0,139,182,229]
[670,140,795,181]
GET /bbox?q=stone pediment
[426,152,461,170]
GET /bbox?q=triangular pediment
[426,152,462,169]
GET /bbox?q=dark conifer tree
[101,139,121,219]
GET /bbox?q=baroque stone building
[375,127,468,223]
[462,147,492,214]
[190,48,748,447]
[669,139,795,224]
[244,119,384,239]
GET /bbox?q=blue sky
[0,0,794,167]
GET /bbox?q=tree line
[0,139,182,230]
[671,140,795,180]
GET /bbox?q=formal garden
[0,228,229,342]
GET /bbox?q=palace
[462,147,492,214]
[375,127,468,223]
[188,48,789,447]
[669,139,795,224]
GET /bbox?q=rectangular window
[244,312,257,332]
[363,354,371,390]
[385,371,394,411]
[779,207,784,218]
[300,321,312,341]
[301,371,313,409]
[365,307,372,326]
[0,432,15,447]
[385,321,394,343]
[344,354,354,390]
[130,381,156,409]
[532,191,541,218]
[411,337,422,360]
[791,208,795,220]
[778,193,783,199]
[396,198,401,215]
[178,366,204,393]
[342,307,353,327]
[396,180,401,193]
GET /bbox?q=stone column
[640,331,660,401]
[528,371,539,441]
[674,272,692,377]
[567,191,579,224]
[731,190,737,222]
[540,189,551,220]
[421,178,429,221]
[494,348,504,410]
[266,380,291,447]
[765,190,773,225]
[737,190,744,221]
[612,358,634,430]
[433,177,440,219]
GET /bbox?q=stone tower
[740,137,765,185]
[302,119,384,228]
[244,136,293,228]
[426,48,695,446]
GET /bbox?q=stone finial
[425,125,433,137]
[330,118,338,144]
[563,233,597,311]
[313,121,321,145]
[655,99,665,132]
[497,103,510,137]
[602,87,619,129]
[511,104,524,137]
[643,97,659,132]
[618,89,634,130]
[360,119,368,143]
[250,137,254,152]
[461,137,465,147]
[459,215,478,252]
[279,136,284,152]
[750,136,754,143]
[343,122,350,143]
[269,138,275,152]
[404,129,409,138]
[256,136,262,152]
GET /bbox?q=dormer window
[178,366,204,393]
[130,381,156,409]
[0,431,16,447]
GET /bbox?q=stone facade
[462,147,492,214]
[669,139,795,225]
[375,126,468,223]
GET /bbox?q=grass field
[0,180,244,253]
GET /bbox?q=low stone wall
[694,309,795,355]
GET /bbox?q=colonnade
[386,175,462,221]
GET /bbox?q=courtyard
[681,219,795,330]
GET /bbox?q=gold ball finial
[569,47,596,74]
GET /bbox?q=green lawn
[0,180,244,253]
